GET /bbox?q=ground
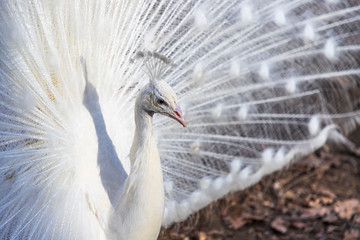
[159,128,360,240]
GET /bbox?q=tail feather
[0,0,359,237]
[153,0,360,225]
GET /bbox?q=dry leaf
[301,206,331,218]
[270,217,287,233]
[344,229,360,240]
[306,195,321,207]
[223,207,248,230]
[323,214,338,223]
[319,196,334,205]
[333,199,360,219]
[327,225,337,233]
[224,215,248,229]
[290,221,306,229]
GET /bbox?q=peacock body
[0,0,359,239]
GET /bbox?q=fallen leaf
[301,206,331,218]
[223,207,249,230]
[320,196,334,205]
[306,195,321,207]
[323,214,338,223]
[344,229,360,240]
[305,190,335,206]
[224,216,248,229]
[290,221,306,229]
[270,217,287,233]
[333,199,360,219]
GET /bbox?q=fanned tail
[152,0,360,225]
[0,0,360,237]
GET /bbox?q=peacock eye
[157,98,165,105]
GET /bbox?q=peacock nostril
[174,106,183,118]
[172,105,186,127]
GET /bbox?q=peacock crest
[130,51,175,81]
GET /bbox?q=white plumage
[0,0,360,239]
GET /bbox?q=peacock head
[141,81,186,127]
[133,51,186,127]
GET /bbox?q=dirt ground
[159,128,360,240]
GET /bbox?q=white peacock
[0,0,359,239]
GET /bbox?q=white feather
[0,0,360,238]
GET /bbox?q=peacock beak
[171,105,187,127]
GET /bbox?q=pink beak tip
[174,106,187,127]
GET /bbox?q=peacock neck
[108,100,165,240]
[130,104,154,165]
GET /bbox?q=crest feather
[130,51,175,81]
